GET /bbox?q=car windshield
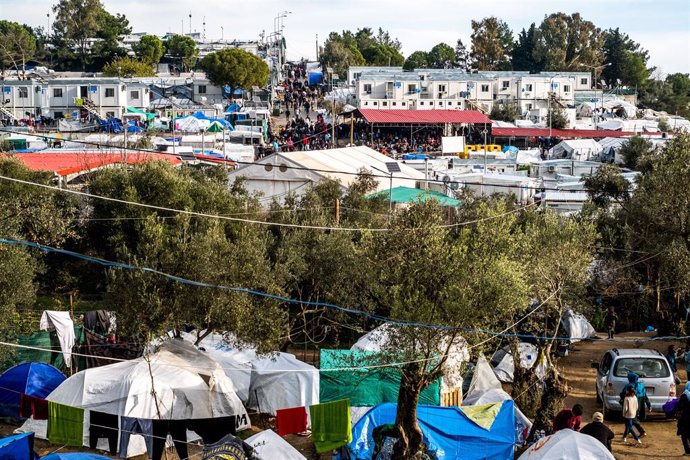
[613,357,670,378]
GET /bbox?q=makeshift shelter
[463,356,531,445]
[348,401,516,459]
[126,107,156,121]
[491,343,538,383]
[245,429,306,460]
[560,309,596,343]
[549,140,603,161]
[0,432,37,459]
[351,324,468,389]
[320,349,441,407]
[518,429,614,460]
[246,353,319,415]
[0,363,65,418]
[227,147,425,203]
[46,339,249,424]
[39,311,76,368]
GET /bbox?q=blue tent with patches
[0,363,65,418]
[348,401,516,460]
[0,432,38,459]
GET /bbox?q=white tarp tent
[227,146,424,204]
[247,353,319,416]
[549,140,603,161]
[351,324,469,390]
[39,311,76,368]
[518,429,614,460]
[46,339,249,424]
[560,309,596,343]
[246,429,307,460]
[492,343,538,383]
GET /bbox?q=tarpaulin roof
[10,152,181,177]
[491,127,659,139]
[320,349,441,407]
[348,401,515,459]
[0,433,37,459]
[41,454,113,460]
[125,107,156,120]
[0,363,65,418]
[355,109,491,125]
[368,186,461,206]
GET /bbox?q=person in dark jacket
[678,382,690,455]
[580,412,615,452]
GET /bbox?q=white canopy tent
[518,429,614,460]
[247,353,319,416]
[47,339,249,423]
[549,140,603,161]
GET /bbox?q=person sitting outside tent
[552,404,584,432]
[580,412,615,452]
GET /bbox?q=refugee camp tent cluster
[16,340,251,459]
[174,111,232,133]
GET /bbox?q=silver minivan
[595,348,677,417]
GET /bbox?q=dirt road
[561,332,686,459]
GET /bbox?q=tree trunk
[393,363,425,458]
[530,366,568,437]
[510,339,542,419]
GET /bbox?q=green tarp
[126,107,156,120]
[8,326,85,372]
[206,121,224,133]
[320,349,441,407]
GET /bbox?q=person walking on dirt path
[580,412,615,452]
[677,382,690,455]
[684,346,690,382]
[623,386,642,445]
[605,306,617,339]
[621,372,651,430]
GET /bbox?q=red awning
[11,152,182,177]
[356,109,491,125]
[491,127,660,139]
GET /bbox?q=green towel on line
[310,398,352,453]
[47,401,84,446]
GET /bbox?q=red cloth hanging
[19,394,49,420]
[275,406,308,436]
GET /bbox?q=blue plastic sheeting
[0,432,37,459]
[41,454,112,460]
[0,363,65,418]
[502,145,519,154]
[348,401,516,460]
[308,72,323,86]
[401,154,429,160]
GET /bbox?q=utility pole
[315,34,319,60]
[188,12,192,35]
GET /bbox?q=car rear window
[613,357,670,378]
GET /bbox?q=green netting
[320,349,441,407]
[7,325,85,372]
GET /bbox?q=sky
[4,0,690,75]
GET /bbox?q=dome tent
[518,429,614,460]
[0,362,65,418]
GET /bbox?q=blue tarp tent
[0,363,65,418]
[41,454,112,460]
[0,432,37,459]
[348,401,516,460]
